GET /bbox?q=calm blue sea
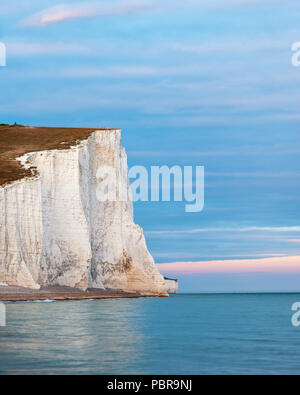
[1,293,300,375]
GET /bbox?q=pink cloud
[157,256,300,275]
[21,0,287,27]
[22,1,153,27]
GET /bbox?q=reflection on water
[0,299,146,374]
[1,294,300,374]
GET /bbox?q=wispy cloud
[147,226,300,236]
[128,145,300,157]
[206,171,300,178]
[170,38,288,55]
[64,66,157,78]
[21,1,154,27]
[155,252,286,259]
[21,0,295,27]
[157,255,300,275]
[7,40,87,56]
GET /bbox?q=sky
[1,0,300,292]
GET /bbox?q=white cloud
[22,1,155,27]
[21,0,296,27]
[147,227,300,236]
[205,171,300,178]
[64,65,157,78]
[169,38,288,55]
[155,252,286,259]
[7,41,86,56]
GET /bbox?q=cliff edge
[164,277,179,294]
[0,126,168,296]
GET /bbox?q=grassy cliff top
[0,124,117,186]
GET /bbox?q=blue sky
[1,0,300,291]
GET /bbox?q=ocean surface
[1,293,300,375]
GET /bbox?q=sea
[0,293,300,375]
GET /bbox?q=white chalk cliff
[0,130,167,295]
[164,278,178,294]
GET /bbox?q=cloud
[147,226,300,236]
[22,1,154,27]
[169,38,288,55]
[7,41,86,56]
[21,0,295,27]
[157,255,300,275]
[64,66,157,78]
[128,146,300,158]
[206,171,300,178]
[155,252,286,259]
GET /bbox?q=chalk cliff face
[0,130,167,295]
[164,278,178,294]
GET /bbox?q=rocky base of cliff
[0,285,168,302]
